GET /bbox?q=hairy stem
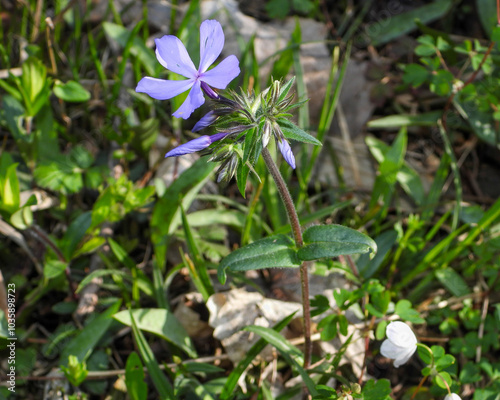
[261,148,312,370]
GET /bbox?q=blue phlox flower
[277,138,296,169]
[192,111,217,132]
[273,122,296,169]
[136,20,240,119]
[164,132,231,158]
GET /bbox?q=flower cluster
[136,19,320,185]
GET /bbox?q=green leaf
[395,299,425,324]
[108,238,136,270]
[1,163,20,214]
[244,326,318,396]
[73,236,106,258]
[435,267,470,297]
[333,289,352,310]
[297,225,377,261]
[369,291,391,317]
[61,212,92,260]
[403,63,431,87]
[417,344,434,365]
[128,309,175,399]
[0,95,26,141]
[125,352,148,400]
[44,259,67,280]
[34,146,94,195]
[60,301,121,365]
[10,206,33,230]
[460,362,482,384]
[367,128,407,220]
[217,234,300,284]
[477,0,498,37]
[429,69,454,96]
[180,206,214,301]
[317,314,337,341]
[21,57,48,109]
[53,80,91,102]
[362,379,391,400]
[368,111,441,129]
[376,321,388,341]
[435,354,455,371]
[265,0,291,19]
[434,371,452,389]
[365,0,453,46]
[113,308,197,358]
[277,118,321,145]
[61,355,88,387]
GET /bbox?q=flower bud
[207,143,234,162]
[216,154,239,182]
[262,120,272,148]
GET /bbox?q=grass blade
[180,206,214,301]
[129,309,175,399]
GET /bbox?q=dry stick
[261,148,312,372]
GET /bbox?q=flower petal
[165,136,213,158]
[444,394,462,400]
[386,322,417,348]
[136,77,194,100]
[393,344,417,368]
[165,131,230,158]
[380,339,404,360]
[208,132,230,143]
[193,111,217,132]
[155,35,197,78]
[173,80,205,119]
[277,139,296,169]
[201,55,240,89]
[199,20,225,73]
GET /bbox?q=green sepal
[217,234,300,284]
[297,224,377,261]
[277,118,321,146]
[277,77,295,103]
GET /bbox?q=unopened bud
[208,144,234,162]
[262,120,272,147]
[350,383,361,394]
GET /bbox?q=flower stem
[261,147,312,369]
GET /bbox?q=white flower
[380,321,417,367]
[444,394,462,400]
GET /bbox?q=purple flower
[277,138,296,169]
[165,132,230,158]
[192,111,217,132]
[136,20,240,119]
